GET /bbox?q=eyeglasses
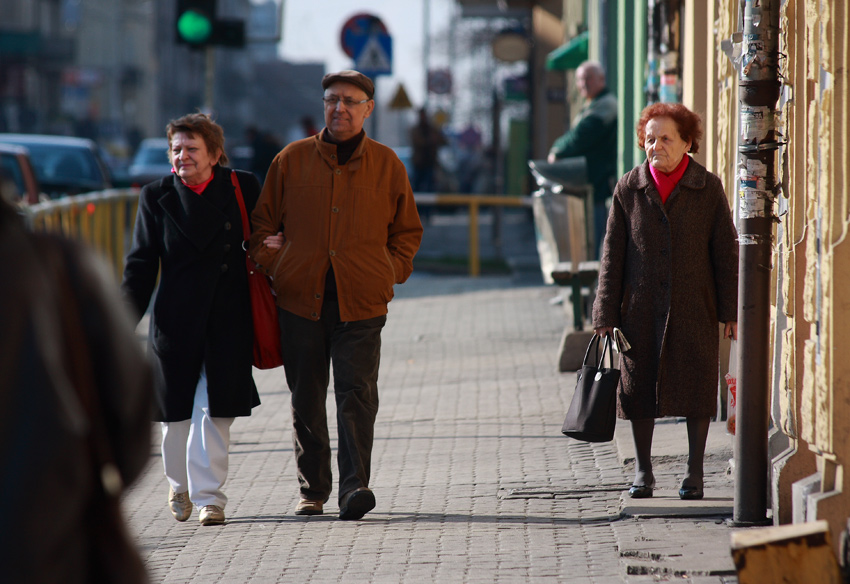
[323,96,370,108]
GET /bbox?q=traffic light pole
[204,46,215,113]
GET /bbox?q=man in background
[548,60,618,256]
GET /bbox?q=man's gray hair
[578,61,606,81]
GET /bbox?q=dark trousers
[278,301,385,503]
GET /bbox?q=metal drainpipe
[732,0,781,526]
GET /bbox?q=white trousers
[161,366,234,508]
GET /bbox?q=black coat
[122,166,261,421]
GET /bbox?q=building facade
[561,0,849,562]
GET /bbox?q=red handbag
[231,171,284,369]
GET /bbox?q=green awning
[546,31,588,71]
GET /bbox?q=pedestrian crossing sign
[355,34,392,78]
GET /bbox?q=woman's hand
[594,326,615,338]
[724,321,737,341]
[263,231,284,250]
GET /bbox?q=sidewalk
[123,266,744,583]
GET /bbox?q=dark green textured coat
[549,88,618,205]
[592,158,738,420]
[122,166,261,422]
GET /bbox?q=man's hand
[263,232,284,250]
[724,321,737,341]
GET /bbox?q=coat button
[311,312,318,318]
[660,281,668,288]
[660,248,667,256]
[335,169,341,175]
[224,244,231,252]
[329,250,336,256]
[315,293,321,299]
[332,207,339,213]
[225,222,232,230]
[661,217,668,224]
[331,154,337,160]
[221,264,229,273]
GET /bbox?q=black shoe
[339,487,376,520]
[628,484,654,499]
[678,485,704,500]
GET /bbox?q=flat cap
[321,70,375,99]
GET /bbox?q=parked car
[0,134,112,198]
[0,143,41,205]
[127,137,171,187]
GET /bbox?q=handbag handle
[231,171,260,278]
[582,333,615,370]
[231,170,251,245]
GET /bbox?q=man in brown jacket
[249,70,423,520]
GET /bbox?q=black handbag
[561,334,620,442]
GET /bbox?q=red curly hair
[636,103,703,154]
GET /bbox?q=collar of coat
[314,128,368,171]
[627,157,708,196]
[157,165,237,251]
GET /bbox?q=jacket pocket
[270,240,292,281]
[382,247,397,283]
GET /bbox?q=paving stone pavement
[122,268,745,583]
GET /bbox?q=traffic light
[175,0,216,47]
[175,0,245,49]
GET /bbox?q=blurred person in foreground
[0,195,151,582]
[249,70,422,520]
[122,113,262,526]
[592,103,738,501]
[547,60,618,256]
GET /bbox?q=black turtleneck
[323,130,365,165]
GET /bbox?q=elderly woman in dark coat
[122,113,261,526]
[592,103,738,500]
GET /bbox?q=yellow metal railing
[22,190,530,280]
[22,189,140,279]
[415,193,533,277]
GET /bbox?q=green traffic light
[177,9,213,44]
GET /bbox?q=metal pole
[204,46,215,114]
[733,0,780,526]
[423,0,430,110]
[491,86,503,258]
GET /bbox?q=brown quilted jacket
[249,130,422,322]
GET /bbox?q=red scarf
[649,155,690,203]
[172,167,215,194]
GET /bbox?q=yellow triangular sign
[389,83,413,110]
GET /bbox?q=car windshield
[135,147,168,165]
[23,143,102,186]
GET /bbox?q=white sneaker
[199,505,225,526]
[168,487,192,522]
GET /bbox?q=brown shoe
[294,498,324,516]
[168,487,193,522]
[339,487,375,520]
[199,505,225,526]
